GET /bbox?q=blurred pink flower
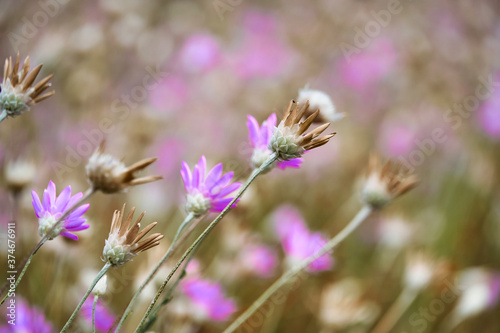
[378,120,416,156]
[0,299,53,333]
[242,10,278,36]
[81,298,115,332]
[478,76,500,138]
[273,205,333,272]
[229,11,295,79]
[181,277,236,321]
[179,33,221,73]
[239,243,278,278]
[153,137,185,178]
[338,37,398,91]
[149,74,190,113]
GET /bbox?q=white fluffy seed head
[297,88,342,122]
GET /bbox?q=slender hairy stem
[223,205,373,333]
[92,295,99,333]
[135,154,278,332]
[371,287,419,333]
[61,262,112,333]
[135,242,203,333]
[138,241,202,333]
[113,212,196,332]
[0,188,95,305]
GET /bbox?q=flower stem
[371,287,419,333]
[0,187,95,305]
[223,205,373,333]
[92,295,99,333]
[134,154,278,332]
[138,241,202,332]
[61,262,112,333]
[0,111,7,124]
[113,212,196,332]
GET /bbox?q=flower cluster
[181,156,241,216]
[31,181,90,240]
[0,53,54,122]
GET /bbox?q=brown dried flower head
[268,100,336,161]
[361,154,418,209]
[103,204,164,266]
[0,53,54,122]
[86,141,162,193]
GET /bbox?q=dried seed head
[103,204,164,266]
[268,100,336,161]
[361,154,418,209]
[0,53,54,122]
[86,141,162,193]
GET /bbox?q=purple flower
[273,205,333,272]
[0,298,53,333]
[31,180,90,240]
[181,277,236,321]
[181,156,241,216]
[247,114,302,170]
[81,298,115,332]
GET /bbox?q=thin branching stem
[223,205,373,333]
[61,262,112,333]
[113,212,197,332]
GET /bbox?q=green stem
[61,262,112,333]
[0,188,95,303]
[135,153,278,332]
[223,205,373,333]
[113,212,196,332]
[0,111,7,124]
[138,241,202,332]
[92,295,99,333]
[371,287,419,333]
[0,238,46,306]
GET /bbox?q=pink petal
[205,163,223,189]
[31,190,43,218]
[54,186,72,212]
[181,161,193,190]
[247,115,261,147]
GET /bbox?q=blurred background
[0,0,500,332]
